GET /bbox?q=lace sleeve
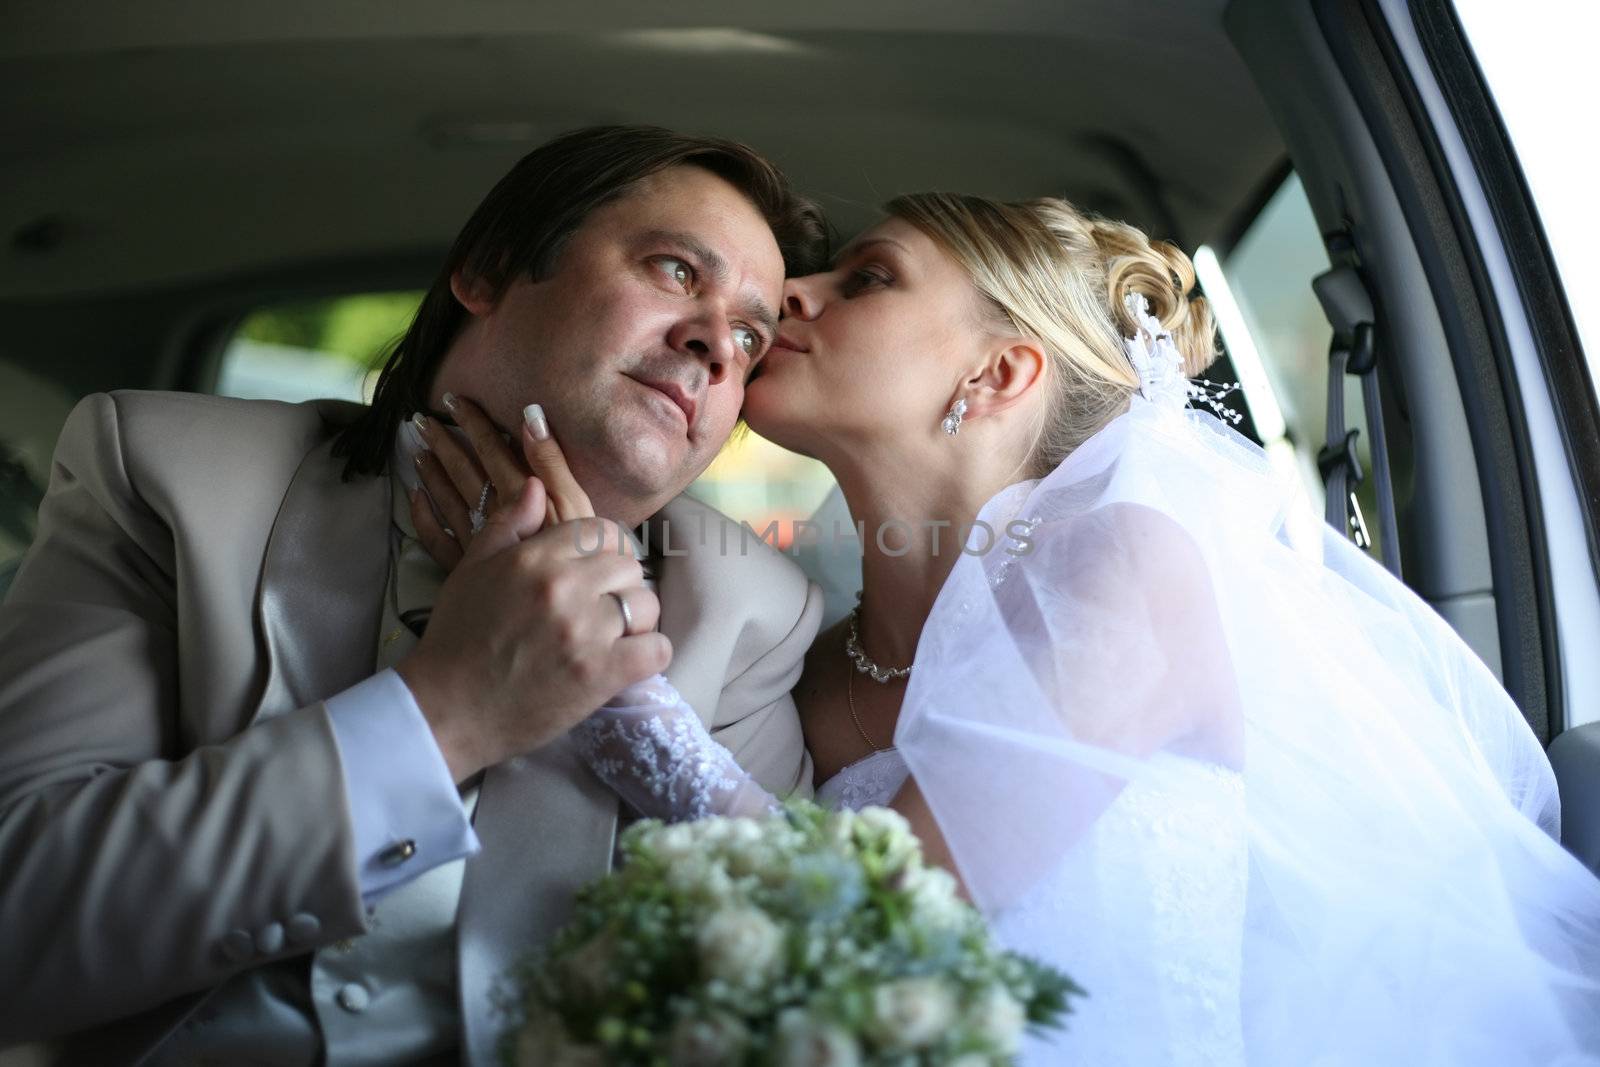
[571,674,781,821]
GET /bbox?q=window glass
[688,427,853,623]
[1453,0,1598,385]
[1205,172,1384,561]
[216,291,424,404]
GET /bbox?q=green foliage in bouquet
[502,801,1083,1066]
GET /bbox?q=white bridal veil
[896,306,1600,1063]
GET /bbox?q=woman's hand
[409,393,601,569]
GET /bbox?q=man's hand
[396,478,669,782]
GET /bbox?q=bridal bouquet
[502,802,1080,1066]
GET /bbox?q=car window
[216,292,425,405]
[689,425,851,622]
[1453,0,1597,382]
[1199,172,1383,559]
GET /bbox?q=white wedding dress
[572,306,1600,1063]
[816,748,1247,1066]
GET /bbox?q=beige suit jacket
[0,391,820,1064]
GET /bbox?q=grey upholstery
[1550,722,1600,875]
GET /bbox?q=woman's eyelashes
[840,264,892,297]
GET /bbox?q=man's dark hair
[334,125,830,477]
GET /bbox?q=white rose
[667,855,734,900]
[649,823,697,862]
[870,976,958,1051]
[855,805,911,839]
[724,836,774,877]
[775,1009,863,1067]
[947,1056,991,1067]
[668,1012,749,1065]
[967,984,1027,1054]
[696,906,784,988]
[903,866,967,928]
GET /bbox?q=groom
[0,126,828,1063]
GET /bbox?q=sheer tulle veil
[895,308,1600,1062]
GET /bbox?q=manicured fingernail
[402,419,426,452]
[413,452,426,469]
[411,412,428,432]
[442,392,458,412]
[523,403,549,441]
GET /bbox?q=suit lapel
[250,436,392,722]
[647,497,723,726]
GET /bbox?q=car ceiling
[2,1,1283,301]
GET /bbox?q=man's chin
[580,423,699,518]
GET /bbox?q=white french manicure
[403,419,427,452]
[523,403,549,441]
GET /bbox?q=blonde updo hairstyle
[885,193,1219,478]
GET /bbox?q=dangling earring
[941,398,968,436]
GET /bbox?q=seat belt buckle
[1347,493,1373,549]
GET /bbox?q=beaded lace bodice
[816,747,1248,1067]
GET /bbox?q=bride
[413,192,1600,1063]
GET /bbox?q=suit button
[220,929,254,963]
[378,838,417,866]
[336,983,370,1013]
[255,922,285,955]
[286,913,321,945]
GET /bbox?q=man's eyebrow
[644,228,778,340]
[644,229,729,282]
[740,295,779,341]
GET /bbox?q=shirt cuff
[325,669,481,901]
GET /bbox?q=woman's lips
[771,333,810,354]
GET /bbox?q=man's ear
[964,339,1046,418]
[449,268,498,317]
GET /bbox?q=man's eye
[655,257,693,291]
[733,327,761,357]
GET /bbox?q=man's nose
[781,277,821,321]
[666,312,732,385]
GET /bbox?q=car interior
[3,0,1597,880]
